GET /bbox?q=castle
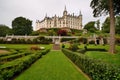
[35,6,82,31]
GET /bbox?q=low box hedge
[0,51,32,64]
[62,49,120,80]
[0,49,50,80]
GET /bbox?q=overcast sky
[0,0,107,30]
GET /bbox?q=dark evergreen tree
[12,17,33,35]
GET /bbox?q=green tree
[90,0,120,53]
[84,21,97,33]
[96,20,100,30]
[102,17,110,33]
[12,17,33,35]
[102,16,120,34]
[0,24,12,37]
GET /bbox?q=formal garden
[0,0,120,79]
[0,38,120,80]
[0,27,120,80]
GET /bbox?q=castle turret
[79,10,82,16]
[45,13,47,18]
[63,6,67,16]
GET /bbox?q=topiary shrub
[62,44,65,48]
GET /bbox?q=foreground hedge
[0,49,50,80]
[62,49,120,80]
[0,51,32,64]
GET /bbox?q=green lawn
[85,51,120,67]
[78,45,120,67]
[0,44,53,49]
[15,51,89,80]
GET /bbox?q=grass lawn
[85,51,120,67]
[15,51,89,80]
[0,44,53,49]
[82,45,120,67]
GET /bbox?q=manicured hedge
[62,49,120,80]
[0,49,50,80]
[0,51,32,64]
[0,37,52,44]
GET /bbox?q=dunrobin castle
[35,6,82,30]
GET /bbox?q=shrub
[30,46,40,50]
[69,43,79,51]
[57,29,67,36]
[62,49,120,80]
[62,44,65,48]
[61,38,75,42]
[79,37,88,44]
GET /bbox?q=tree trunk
[109,0,116,53]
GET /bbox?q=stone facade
[35,6,82,30]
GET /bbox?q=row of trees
[84,16,120,34]
[102,16,120,34]
[0,17,33,37]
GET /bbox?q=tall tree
[0,24,12,37]
[109,0,115,53]
[90,0,120,53]
[12,17,33,35]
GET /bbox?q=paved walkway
[16,51,90,80]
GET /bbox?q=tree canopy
[90,0,120,17]
[84,21,97,33]
[0,24,12,37]
[12,17,33,35]
[102,16,120,34]
[102,17,110,33]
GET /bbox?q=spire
[63,5,67,16]
[64,5,67,11]
[79,10,82,16]
[45,13,47,18]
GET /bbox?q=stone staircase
[52,44,61,50]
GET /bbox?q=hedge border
[62,49,120,80]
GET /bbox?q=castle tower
[79,10,82,29]
[63,6,67,16]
